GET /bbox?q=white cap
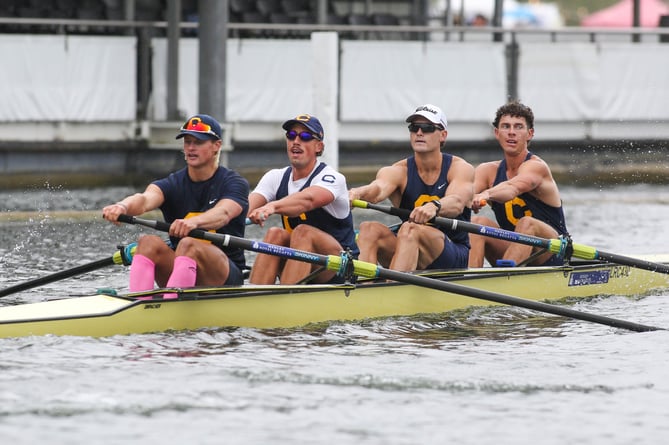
[405,104,448,128]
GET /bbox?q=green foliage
[550,0,627,26]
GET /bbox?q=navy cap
[281,114,324,140]
[176,114,222,140]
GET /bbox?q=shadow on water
[152,302,585,350]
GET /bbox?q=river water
[1,184,668,444]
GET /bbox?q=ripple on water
[1,185,669,444]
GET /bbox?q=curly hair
[492,101,534,129]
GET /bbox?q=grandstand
[0,0,422,38]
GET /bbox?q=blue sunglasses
[286,130,321,142]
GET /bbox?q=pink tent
[581,0,669,27]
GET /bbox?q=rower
[468,101,570,268]
[102,114,249,296]
[348,103,474,272]
[246,114,358,285]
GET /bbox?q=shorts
[540,254,565,266]
[427,239,470,269]
[225,261,245,285]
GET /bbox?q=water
[1,184,669,444]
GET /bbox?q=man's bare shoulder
[145,183,163,195]
[522,154,552,173]
[377,159,408,176]
[527,153,550,165]
[475,160,501,172]
[451,155,475,169]
[390,158,408,169]
[371,160,408,192]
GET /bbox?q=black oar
[0,245,134,298]
[352,199,669,275]
[118,214,663,333]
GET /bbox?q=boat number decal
[568,266,630,286]
[609,265,631,278]
[144,303,162,309]
[569,270,610,286]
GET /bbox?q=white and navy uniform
[252,161,359,257]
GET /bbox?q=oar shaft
[0,256,115,298]
[373,267,660,332]
[594,250,669,274]
[0,244,135,298]
[352,200,552,249]
[352,200,669,275]
[119,215,663,332]
[119,216,369,277]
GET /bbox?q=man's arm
[246,169,279,225]
[181,199,244,232]
[247,184,335,226]
[264,185,334,217]
[471,162,498,212]
[248,192,268,214]
[477,158,551,205]
[102,183,165,224]
[440,157,474,217]
[348,162,406,204]
[121,184,165,214]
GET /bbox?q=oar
[118,214,664,333]
[352,199,669,275]
[0,244,135,298]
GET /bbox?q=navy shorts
[540,254,565,266]
[225,261,245,285]
[427,239,470,269]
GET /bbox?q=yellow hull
[1,261,668,338]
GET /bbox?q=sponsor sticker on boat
[568,270,610,286]
[568,265,631,286]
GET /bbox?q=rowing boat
[2,212,666,338]
[1,257,668,338]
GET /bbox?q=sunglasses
[182,117,219,138]
[408,123,443,133]
[286,130,321,142]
